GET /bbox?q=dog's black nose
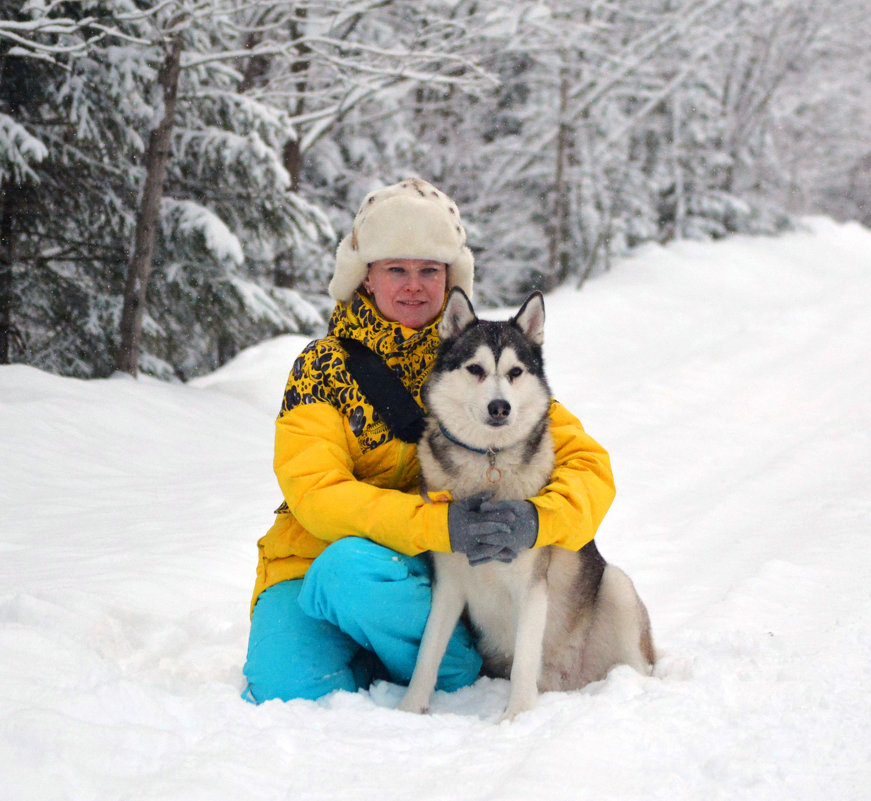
[488,399,511,422]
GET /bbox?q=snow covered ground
[2,217,870,801]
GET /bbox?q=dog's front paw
[398,691,430,715]
[500,693,538,723]
[498,705,531,723]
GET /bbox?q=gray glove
[448,492,519,565]
[475,500,539,561]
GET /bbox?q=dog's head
[424,288,551,449]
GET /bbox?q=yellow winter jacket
[250,293,616,613]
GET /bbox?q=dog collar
[437,423,503,483]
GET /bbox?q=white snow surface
[2,217,870,800]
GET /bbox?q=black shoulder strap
[337,337,425,444]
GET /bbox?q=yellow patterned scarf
[278,293,441,452]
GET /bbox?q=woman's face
[363,259,448,329]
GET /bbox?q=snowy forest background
[2,0,870,381]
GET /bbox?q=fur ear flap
[439,287,477,341]
[512,291,545,345]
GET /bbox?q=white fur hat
[329,178,474,302]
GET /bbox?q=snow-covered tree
[224,0,497,291]
[115,2,340,378]
[3,0,869,380]
[1,0,152,374]
[763,0,871,226]
[379,0,820,296]
[2,1,333,379]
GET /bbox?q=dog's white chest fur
[421,426,555,667]
[432,549,544,670]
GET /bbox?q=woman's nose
[403,272,423,291]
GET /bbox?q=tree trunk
[274,7,309,290]
[672,98,686,240]
[548,65,572,289]
[274,137,303,290]
[115,35,183,376]
[0,178,16,364]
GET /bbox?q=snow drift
[2,218,870,801]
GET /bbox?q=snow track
[2,218,869,800]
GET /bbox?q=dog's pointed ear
[439,287,477,341]
[512,291,545,345]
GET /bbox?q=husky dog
[400,288,654,720]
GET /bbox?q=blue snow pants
[242,537,482,703]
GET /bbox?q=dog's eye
[507,367,523,380]
[466,364,485,378]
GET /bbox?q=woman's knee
[306,537,422,587]
[297,539,434,653]
[242,580,362,703]
[302,539,422,614]
[243,633,359,703]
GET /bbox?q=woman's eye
[466,364,485,377]
[507,367,523,380]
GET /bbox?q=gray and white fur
[399,288,655,721]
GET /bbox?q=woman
[242,178,616,704]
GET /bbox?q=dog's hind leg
[501,577,548,721]
[399,567,466,714]
[581,565,654,683]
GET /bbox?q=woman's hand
[447,494,538,565]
